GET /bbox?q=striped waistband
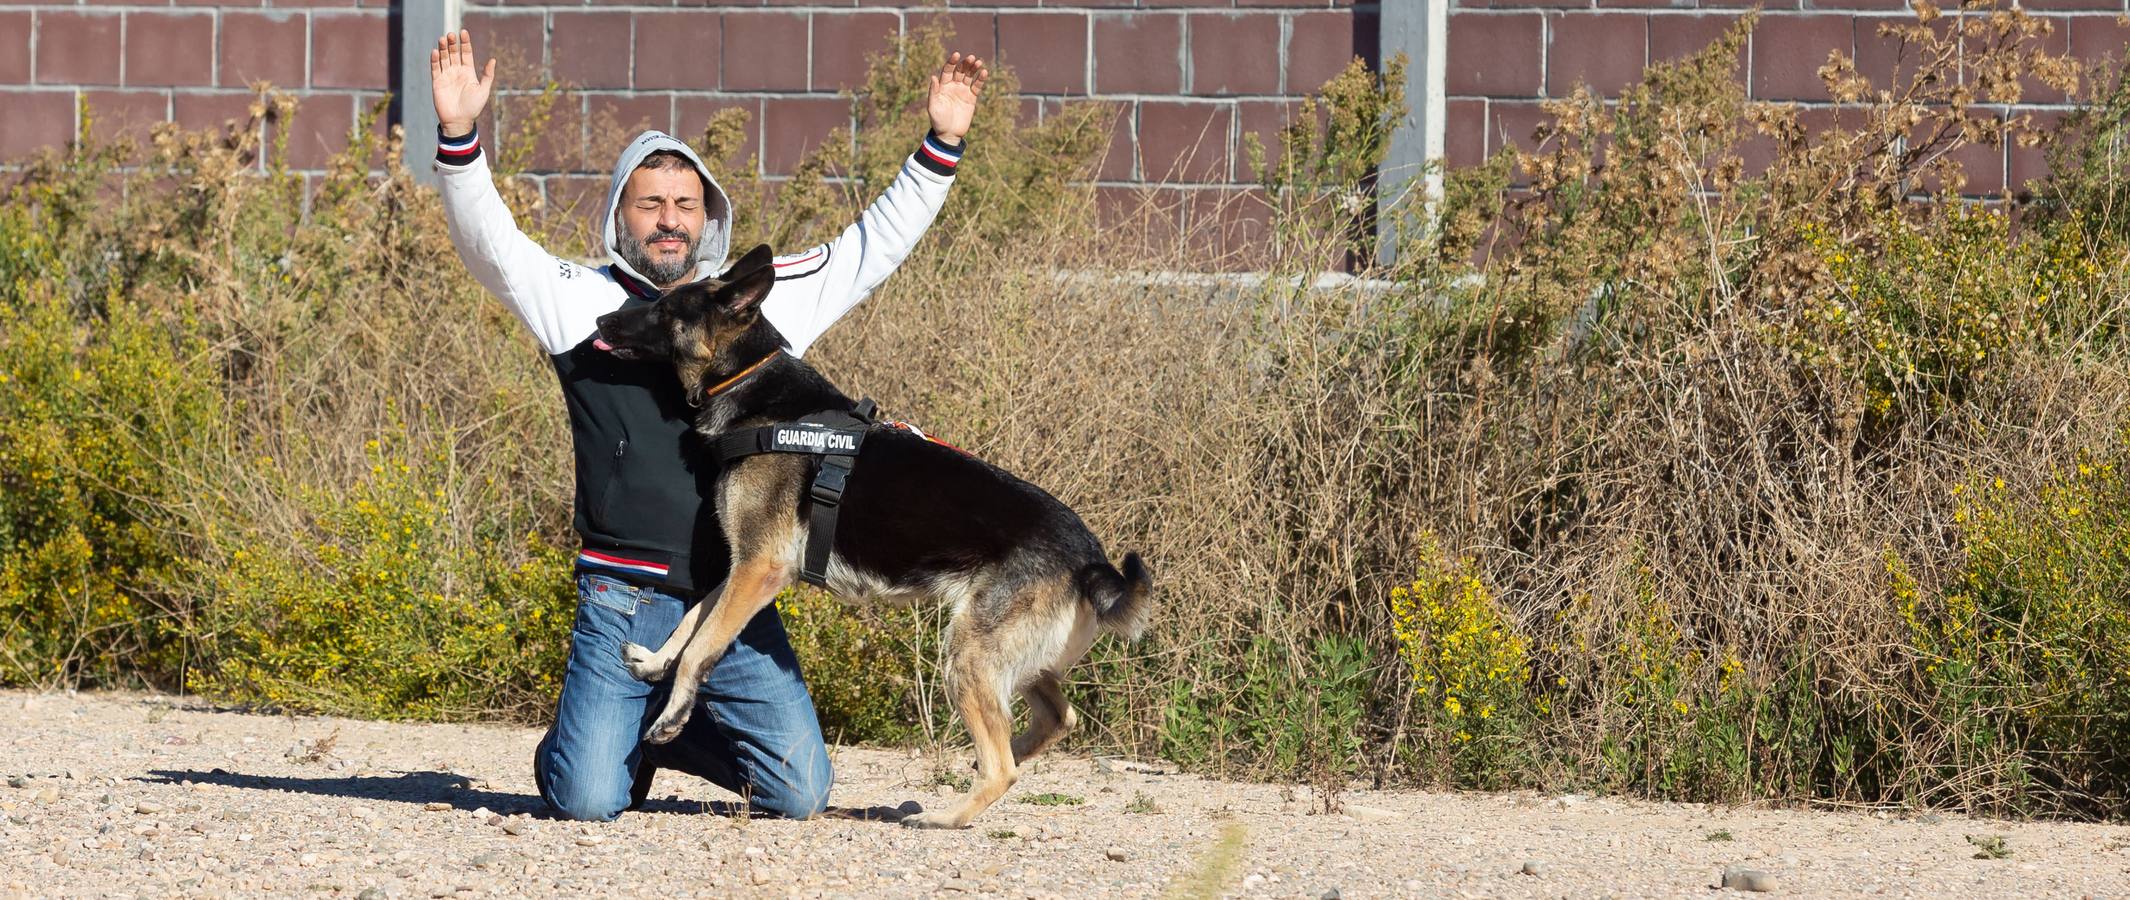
[576,549,670,579]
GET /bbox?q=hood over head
[603,130,734,289]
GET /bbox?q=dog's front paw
[621,642,669,681]
[898,809,966,830]
[643,710,689,745]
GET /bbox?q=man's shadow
[143,768,921,823]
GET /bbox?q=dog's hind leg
[621,593,713,683]
[903,644,1017,829]
[1011,674,1076,766]
[1012,602,1097,764]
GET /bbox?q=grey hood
[603,130,734,289]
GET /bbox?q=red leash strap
[887,420,971,456]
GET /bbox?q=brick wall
[0,2,1377,228]
[450,1,1380,252]
[3,2,2112,233]
[1444,3,2128,197]
[0,4,394,168]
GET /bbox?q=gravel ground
[1,690,2126,898]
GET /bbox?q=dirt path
[0,690,2124,898]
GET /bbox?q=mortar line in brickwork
[303,11,313,91]
[1743,29,1752,100]
[578,93,590,166]
[1538,13,1549,100]
[1087,181,1260,191]
[481,89,1319,104]
[1178,13,1192,95]
[1477,97,1491,160]
[1277,12,1292,96]
[210,10,220,90]
[1449,94,2091,114]
[1641,16,1651,79]
[1126,100,1140,181]
[1084,13,1094,105]
[1228,97,1241,184]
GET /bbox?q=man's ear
[718,263,774,316]
[724,244,774,279]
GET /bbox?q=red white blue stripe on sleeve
[914,132,963,177]
[437,127,482,166]
[576,549,669,579]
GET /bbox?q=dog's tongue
[593,337,614,352]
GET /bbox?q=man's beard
[617,225,699,286]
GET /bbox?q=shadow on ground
[142,768,923,823]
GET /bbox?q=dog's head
[594,243,776,395]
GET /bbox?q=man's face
[616,165,707,288]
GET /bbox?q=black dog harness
[711,399,878,588]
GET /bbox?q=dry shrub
[1363,5,2128,813]
[817,3,2130,817]
[3,92,576,717]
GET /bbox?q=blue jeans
[533,571,832,821]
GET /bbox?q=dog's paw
[898,809,966,830]
[643,712,688,745]
[620,642,668,681]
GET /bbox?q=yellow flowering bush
[1547,568,1751,799]
[194,425,574,721]
[1926,436,2130,812]
[1390,538,1532,781]
[1794,207,2043,422]
[0,222,218,686]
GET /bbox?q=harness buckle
[811,456,853,507]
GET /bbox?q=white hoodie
[433,126,964,359]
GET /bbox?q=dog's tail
[1075,553,1153,640]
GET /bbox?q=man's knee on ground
[751,755,832,820]
[541,769,630,822]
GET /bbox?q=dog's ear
[724,244,774,279]
[716,262,774,317]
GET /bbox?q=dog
[593,244,1153,829]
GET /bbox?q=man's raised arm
[430,30,588,356]
[763,53,989,358]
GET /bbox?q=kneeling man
[427,29,986,821]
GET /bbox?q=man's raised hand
[927,52,989,147]
[430,30,495,140]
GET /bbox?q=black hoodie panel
[552,318,729,593]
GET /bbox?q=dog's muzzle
[592,336,639,360]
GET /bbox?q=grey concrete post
[400,0,463,186]
[1378,0,1446,267]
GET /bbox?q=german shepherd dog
[593,245,1153,829]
